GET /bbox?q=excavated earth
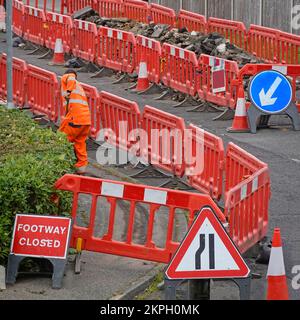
[75,7,262,68]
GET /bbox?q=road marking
[291,158,300,164]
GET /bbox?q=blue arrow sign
[249,70,293,114]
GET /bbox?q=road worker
[59,69,91,174]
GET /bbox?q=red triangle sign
[166,207,250,280]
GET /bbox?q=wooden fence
[149,0,300,35]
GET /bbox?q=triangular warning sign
[166,207,250,280]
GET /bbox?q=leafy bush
[0,106,76,264]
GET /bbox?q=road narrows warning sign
[165,207,250,280]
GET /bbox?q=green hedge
[0,106,76,264]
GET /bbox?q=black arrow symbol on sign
[195,234,205,270]
[195,234,215,270]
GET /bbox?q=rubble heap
[75,7,262,67]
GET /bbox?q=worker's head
[64,69,78,79]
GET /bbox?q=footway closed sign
[11,214,72,259]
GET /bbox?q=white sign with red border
[10,214,72,259]
[165,207,250,280]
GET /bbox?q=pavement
[0,30,300,300]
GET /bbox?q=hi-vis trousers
[59,120,90,168]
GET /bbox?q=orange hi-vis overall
[59,73,91,169]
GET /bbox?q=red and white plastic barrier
[97,27,136,74]
[225,165,270,254]
[124,0,150,23]
[161,43,198,97]
[100,91,141,151]
[63,0,95,15]
[92,0,124,18]
[277,31,300,65]
[25,0,60,13]
[149,3,176,27]
[247,25,279,63]
[55,174,226,264]
[207,18,247,50]
[0,54,28,108]
[197,55,240,109]
[27,64,59,121]
[73,19,98,62]
[136,35,161,85]
[81,83,101,139]
[140,106,186,178]
[12,0,24,37]
[186,124,225,201]
[44,12,73,54]
[225,142,267,194]
[177,9,206,33]
[23,5,46,46]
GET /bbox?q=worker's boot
[76,166,87,175]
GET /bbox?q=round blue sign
[249,70,292,114]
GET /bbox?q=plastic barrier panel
[247,24,279,63]
[207,18,247,50]
[277,31,300,65]
[64,0,94,15]
[81,83,100,139]
[12,0,24,37]
[23,5,46,46]
[124,0,150,23]
[225,167,270,254]
[73,19,98,62]
[27,65,59,121]
[0,54,27,108]
[235,64,300,112]
[25,0,58,12]
[136,35,161,84]
[45,12,73,53]
[100,91,141,151]
[55,174,226,263]
[141,106,186,178]
[0,7,4,36]
[225,142,267,193]
[161,43,198,96]
[150,3,176,27]
[197,54,239,109]
[177,9,206,33]
[186,124,224,201]
[97,27,136,74]
[92,0,124,18]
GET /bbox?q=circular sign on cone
[249,70,293,114]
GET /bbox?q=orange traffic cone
[266,228,289,300]
[136,51,150,92]
[49,30,65,66]
[227,85,250,133]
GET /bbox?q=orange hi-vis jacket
[61,73,91,125]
